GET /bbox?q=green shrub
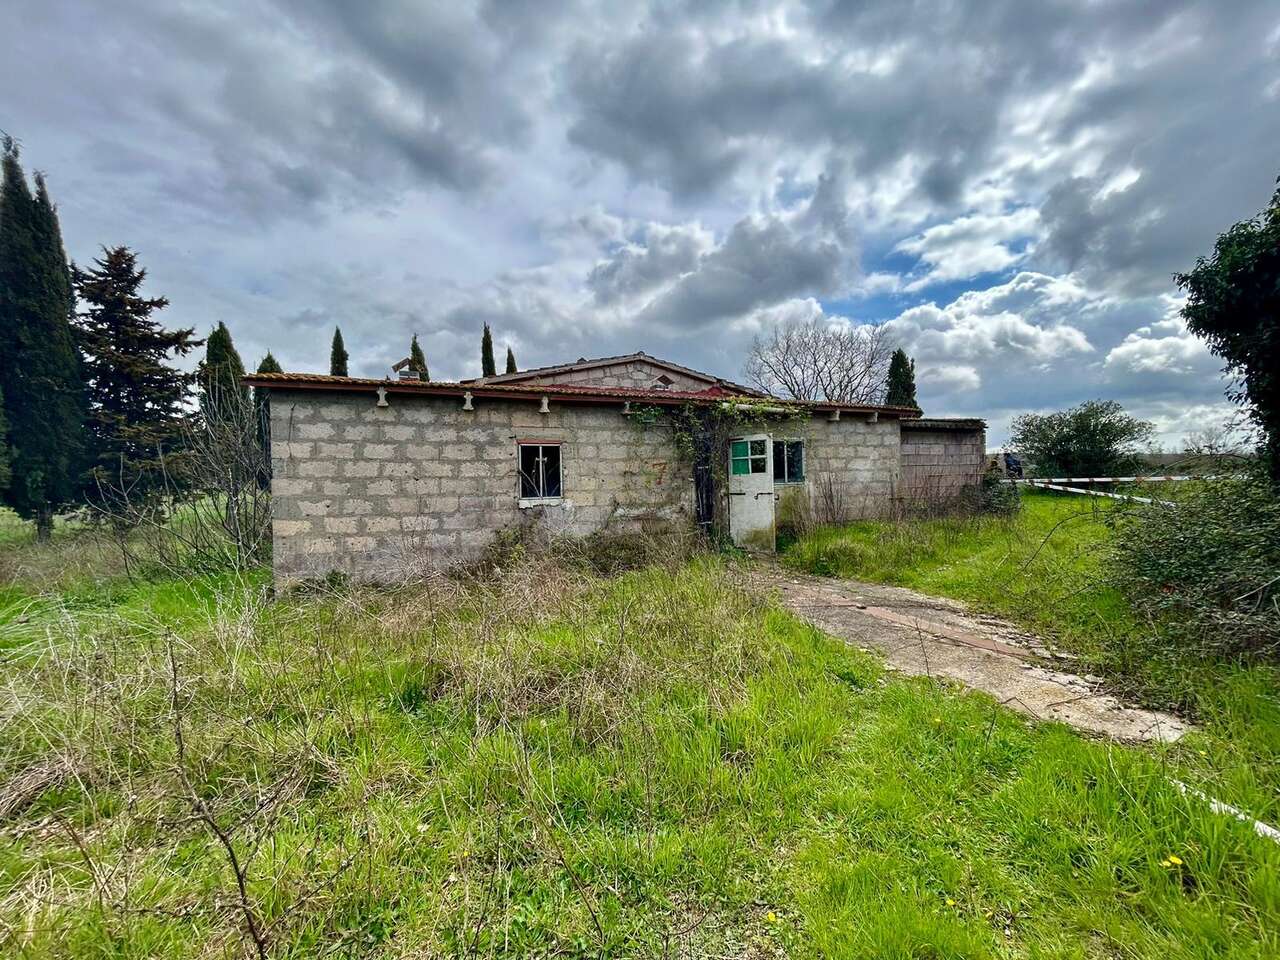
[978,467,1021,516]
[1109,473,1280,659]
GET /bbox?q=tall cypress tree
[329,326,349,376]
[408,334,429,380]
[505,346,517,374]
[0,139,86,539]
[72,246,200,506]
[0,386,10,494]
[885,348,918,407]
[198,321,248,421]
[480,323,496,378]
[254,352,282,484]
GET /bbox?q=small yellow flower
[765,911,778,924]
[945,898,956,907]
[932,716,942,724]
[1198,749,1207,757]
[1159,859,1172,867]
[1168,854,1183,866]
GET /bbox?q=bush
[978,467,1021,516]
[1109,473,1280,659]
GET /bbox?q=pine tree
[481,323,496,378]
[505,346,517,374]
[329,327,349,377]
[885,348,918,408]
[72,246,200,506]
[0,139,86,539]
[198,321,248,421]
[408,334,429,380]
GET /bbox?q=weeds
[1,536,1277,956]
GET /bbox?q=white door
[727,435,775,549]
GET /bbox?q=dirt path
[753,566,1191,743]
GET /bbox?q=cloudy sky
[4,1,1278,444]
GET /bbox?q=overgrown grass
[1,556,1277,957]
[781,490,1280,790]
[782,492,1134,654]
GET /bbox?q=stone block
[297,422,335,440]
[316,442,355,459]
[324,518,359,534]
[298,460,340,477]
[363,443,396,459]
[272,478,313,496]
[274,520,315,537]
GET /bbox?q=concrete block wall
[899,426,986,499]
[268,390,693,580]
[521,360,711,392]
[798,414,903,518]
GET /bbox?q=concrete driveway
[753,566,1191,743]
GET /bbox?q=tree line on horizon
[0,139,523,539]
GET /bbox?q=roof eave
[242,374,918,416]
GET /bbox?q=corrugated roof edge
[242,372,923,417]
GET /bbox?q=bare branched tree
[743,317,895,402]
[94,383,271,573]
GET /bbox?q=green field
[1,511,1278,957]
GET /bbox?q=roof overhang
[242,373,922,418]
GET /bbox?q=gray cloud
[587,221,712,305]
[1,0,1275,438]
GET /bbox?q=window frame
[730,438,768,476]
[516,440,563,505]
[772,439,805,484]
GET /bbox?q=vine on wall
[627,400,812,535]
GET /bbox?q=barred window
[518,443,562,500]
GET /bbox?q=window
[518,443,562,500]
[773,440,805,483]
[730,438,767,475]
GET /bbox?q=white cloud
[894,207,1042,289]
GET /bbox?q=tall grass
[0,557,1276,957]
[782,492,1135,657]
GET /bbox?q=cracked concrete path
[753,566,1191,743]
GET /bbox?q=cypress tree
[0,386,10,494]
[254,352,282,484]
[885,348,918,408]
[0,139,86,539]
[408,334,429,380]
[505,346,517,374]
[72,246,200,506]
[329,326,349,377]
[198,321,248,421]
[481,323,496,378]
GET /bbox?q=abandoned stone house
[246,352,985,580]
